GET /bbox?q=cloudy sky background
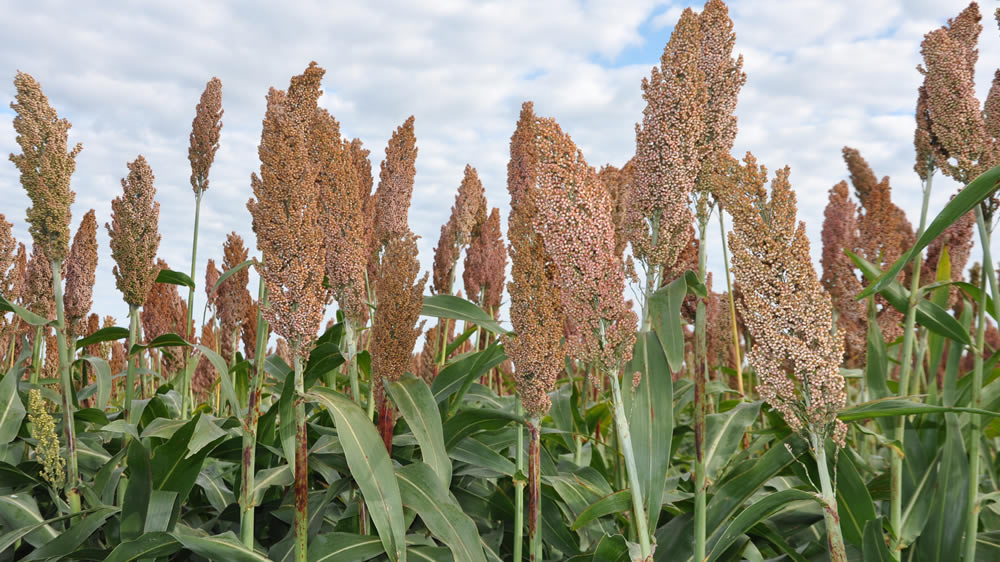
[1,0,998,331]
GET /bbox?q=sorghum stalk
[30,326,42,385]
[812,432,848,562]
[293,352,308,562]
[241,280,269,546]
[125,305,140,421]
[890,172,931,550]
[694,208,710,562]
[50,260,80,513]
[514,399,525,561]
[607,360,652,557]
[527,415,542,562]
[964,205,991,561]
[182,187,203,417]
[719,207,743,396]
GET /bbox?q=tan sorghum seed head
[722,153,847,445]
[83,313,101,357]
[919,3,994,183]
[23,243,55,320]
[820,181,865,363]
[463,207,507,313]
[534,115,637,372]
[432,165,487,295]
[9,72,81,263]
[418,320,456,382]
[315,111,369,327]
[64,209,98,336]
[192,320,217,398]
[246,62,328,358]
[597,162,633,260]
[217,232,252,360]
[504,102,565,416]
[432,221,459,295]
[189,77,223,194]
[630,7,703,270]
[107,156,161,307]
[923,192,975,304]
[372,231,427,385]
[141,259,188,372]
[373,116,418,246]
[27,388,65,489]
[0,215,19,302]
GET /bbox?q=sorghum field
[2,2,1000,561]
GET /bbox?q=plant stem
[240,278,268,548]
[890,172,932,555]
[344,320,361,405]
[527,415,542,562]
[293,351,308,562]
[50,260,80,514]
[964,206,992,561]
[812,433,848,562]
[182,188,204,418]
[640,214,661,332]
[694,210,710,562]
[719,207,744,397]
[30,325,42,385]
[514,399,525,562]
[125,305,140,423]
[608,369,652,559]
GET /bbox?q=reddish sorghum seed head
[192,321,217,398]
[205,258,220,308]
[9,71,81,264]
[373,116,418,246]
[217,232,253,359]
[372,231,427,385]
[246,62,328,359]
[504,102,565,416]
[722,153,847,445]
[597,162,633,260]
[432,165,487,295]
[534,115,637,372]
[315,111,370,327]
[820,181,865,362]
[141,259,188,372]
[463,207,507,313]
[64,209,98,336]
[23,243,55,320]
[432,221,460,295]
[188,77,223,193]
[0,215,18,299]
[695,0,746,178]
[107,155,161,307]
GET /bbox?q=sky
[1,0,998,332]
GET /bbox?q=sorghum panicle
[27,388,65,489]
[64,209,98,337]
[188,77,223,193]
[373,116,418,246]
[246,62,328,357]
[820,181,865,362]
[723,153,847,444]
[9,71,81,263]
[107,156,161,307]
[141,259,188,372]
[463,207,507,313]
[23,243,55,320]
[372,231,427,386]
[217,233,252,359]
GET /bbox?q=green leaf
[129,332,188,354]
[152,412,224,529]
[860,163,1000,298]
[622,331,673,531]
[0,294,50,326]
[571,490,632,530]
[835,448,877,547]
[443,408,520,450]
[0,511,81,554]
[35,519,123,562]
[838,398,999,422]
[0,493,58,547]
[863,519,894,562]
[450,436,515,477]
[864,298,891,402]
[104,532,182,562]
[849,251,971,345]
[650,276,687,373]
[155,268,195,288]
[307,387,406,562]
[171,530,271,561]
[122,439,152,541]
[74,326,129,349]
[251,465,293,504]
[431,344,506,404]
[389,373,451,487]
[421,294,506,335]
[77,355,112,410]
[212,259,254,296]
[706,488,816,561]
[704,401,761,481]
[308,532,385,562]
[0,370,25,445]
[916,414,969,561]
[397,462,486,562]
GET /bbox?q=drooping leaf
[0,370,25,445]
[571,490,632,530]
[706,488,816,561]
[171,530,271,562]
[155,268,195,288]
[0,294,50,326]
[308,532,385,562]
[703,401,761,481]
[396,462,486,562]
[121,439,152,541]
[307,387,406,562]
[422,294,506,335]
[862,519,894,562]
[649,276,687,373]
[74,326,129,349]
[916,414,969,561]
[104,532,182,562]
[389,373,451,487]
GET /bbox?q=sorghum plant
[10,70,83,513]
[723,154,848,562]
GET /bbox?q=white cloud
[0,0,996,337]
